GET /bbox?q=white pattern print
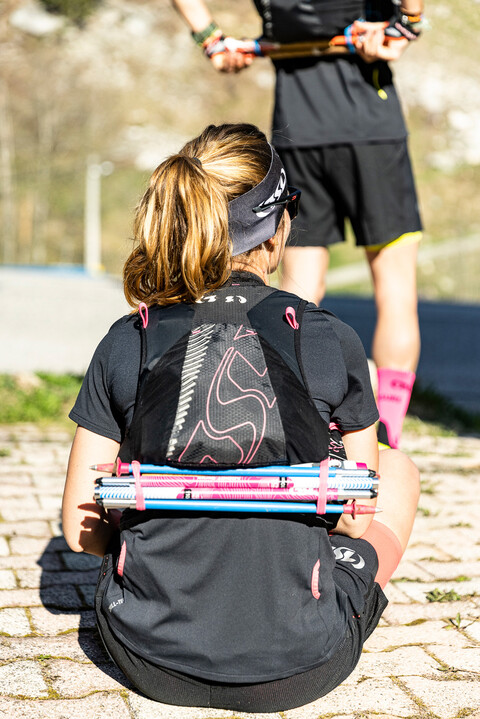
[166,323,216,457]
[255,168,287,218]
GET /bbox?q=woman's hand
[62,427,120,557]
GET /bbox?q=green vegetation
[426,588,461,603]
[39,0,102,25]
[0,373,82,424]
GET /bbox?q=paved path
[0,424,479,719]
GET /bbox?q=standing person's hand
[204,33,254,73]
[353,21,409,63]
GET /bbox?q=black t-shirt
[70,291,378,441]
[251,0,408,147]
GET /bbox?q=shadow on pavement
[37,534,134,691]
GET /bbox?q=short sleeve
[299,307,379,432]
[69,315,141,442]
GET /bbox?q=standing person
[172,0,425,450]
[63,123,419,712]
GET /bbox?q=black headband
[228,145,289,256]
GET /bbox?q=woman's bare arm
[62,426,120,557]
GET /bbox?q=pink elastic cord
[138,302,149,329]
[316,458,329,515]
[132,460,145,511]
[285,306,299,330]
[117,540,127,577]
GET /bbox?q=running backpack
[119,282,330,468]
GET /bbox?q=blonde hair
[123,124,271,307]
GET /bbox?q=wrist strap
[192,21,220,47]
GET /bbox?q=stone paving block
[342,646,441,682]
[2,508,58,522]
[382,599,478,625]
[0,693,132,719]
[404,543,457,562]
[0,608,31,636]
[38,495,64,511]
[30,607,96,634]
[37,584,84,610]
[382,582,412,604]
[391,560,434,581]
[127,693,240,718]
[394,579,480,603]
[0,633,105,662]
[62,552,102,571]
[79,584,96,608]
[363,621,474,651]
[282,678,417,718]
[0,569,16,589]
[44,658,131,697]
[0,588,43,608]
[464,620,480,643]
[421,561,480,580]
[427,646,480,673]
[16,568,99,590]
[402,677,480,719]
[0,659,49,698]
[9,536,53,557]
[0,537,9,557]
[0,520,52,538]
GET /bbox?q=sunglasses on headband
[252,186,301,221]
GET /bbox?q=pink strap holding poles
[132,460,146,510]
[316,458,329,515]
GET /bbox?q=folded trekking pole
[92,459,380,518]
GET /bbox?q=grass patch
[406,382,480,436]
[0,373,82,425]
[426,588,461,603]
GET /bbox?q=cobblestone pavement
[0,424,479,719]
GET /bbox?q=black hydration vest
[101,279,349,682]
[252,0,393,43]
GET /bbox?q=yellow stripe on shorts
[367,231,422,253]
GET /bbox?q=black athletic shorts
[95,533,387,712]
[277,141,422,249]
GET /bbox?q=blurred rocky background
[1,0,480,299]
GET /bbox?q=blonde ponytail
[123,124,271,307]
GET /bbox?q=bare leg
[366,241,420,448]
[375,449,420,551]
[362,448,420,587]
[280,246,330,304]
[366,241,420,372]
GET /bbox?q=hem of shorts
[68,412,122,443]
[363,230,423,252]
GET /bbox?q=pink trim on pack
[233,325,257,340]
[285,306,299,330]
[132,460,145,510]
[138,302,149,329]
[117,540,127,577]
[329,421,341,432]
[311,559,321,599]
[316,458,329,515]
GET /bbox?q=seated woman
[62,123,419,713]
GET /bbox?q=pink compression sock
[376,368,416,449]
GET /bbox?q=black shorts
[277,141,422,249]
[95,534,387,713]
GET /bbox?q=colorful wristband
[192,21,220,47]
